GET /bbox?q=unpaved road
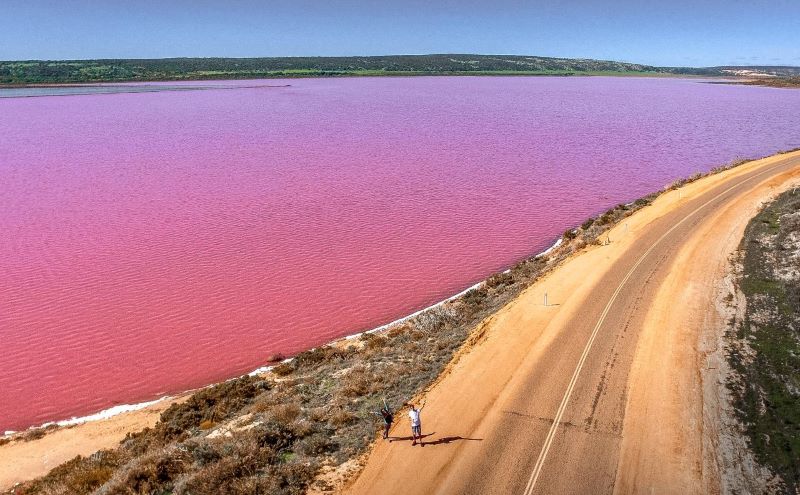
[344,151,800,495]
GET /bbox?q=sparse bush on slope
[729,190,800,492]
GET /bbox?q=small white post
[543,292,548,307]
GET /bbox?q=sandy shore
[0,394,190,491]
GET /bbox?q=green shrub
[272,362,294,376]
[328,409,356,427]
[487,271,514,289]
[187,440,221,467]
[462,286,488,307]
[293,347,331,367]
[253,421,296,452]
[360,333,387,350]
[108,450,188,494]
[596,212,614,225]
[299,433,336,455]
[269,403,301,424]
[55,454,117,493]
[154,376,260,443]
[339,369,370,398]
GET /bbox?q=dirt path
[344,151,800,495]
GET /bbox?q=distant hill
[0,54,722,85]
[708,66,800,88]
[713,65,800,77]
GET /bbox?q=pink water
[1,77,799,432]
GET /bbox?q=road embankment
[346,150,800,495]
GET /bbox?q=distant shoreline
[3,54,795,87]
[0,53,726,86]
[0,71,708,89]
[0,82,292,99]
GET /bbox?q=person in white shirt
[408,403,423,445]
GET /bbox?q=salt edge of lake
[3,236,566,438]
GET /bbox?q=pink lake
[1,76,799,432]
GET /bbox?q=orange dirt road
[344,151,800,495]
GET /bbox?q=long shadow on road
[421,436,483,447]
[388,433,483,447]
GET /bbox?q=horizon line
[2,53,798,69]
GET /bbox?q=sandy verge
[613,164,800,493]
[0,394,189,491]
[705,265,783,493]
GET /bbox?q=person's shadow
[388,432,483,447]
[419,436,482,447]
[388,433,435,442]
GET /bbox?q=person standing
[372,403,394,440]
[408,403,422,445]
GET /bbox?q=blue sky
[1,0,799,66]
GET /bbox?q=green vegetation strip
[0,54,718,85]
[730,188,800,491]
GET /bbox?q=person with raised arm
[371,399,394,440]
[407,402,423,446]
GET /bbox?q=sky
[1,0,799,67]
